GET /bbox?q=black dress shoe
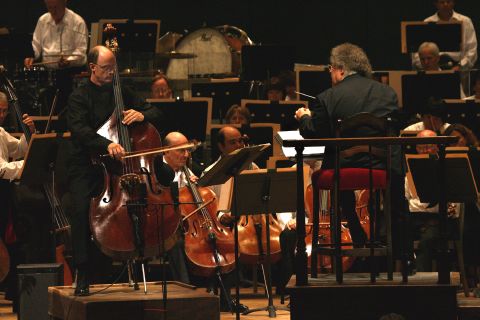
[74,269,90,296]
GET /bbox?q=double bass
[89,37,180,260]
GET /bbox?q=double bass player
[66,45,161,296]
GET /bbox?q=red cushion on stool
[312,168,387,191]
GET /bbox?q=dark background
[2,0,480,70]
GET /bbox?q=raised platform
[48,281,219,320]
[286,272,459,320]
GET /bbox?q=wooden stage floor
[1,273,479,320]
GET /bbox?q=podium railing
[281,136,458,286]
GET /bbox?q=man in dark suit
[66,45,162,295]
[295,43,408,263]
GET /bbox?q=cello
[237,213,283,266]
[305,185,355,272]
[179,166,236,277]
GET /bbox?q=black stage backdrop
[2,0,480,70]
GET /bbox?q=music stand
[241,99,307,131]
[233,169,296,318]
[241,45,295,82]
[146,97,212,141]
[406,153,478,285]
[18,133,70,275]
[401,71,460,114]
[197,144,269,319]
[191,80,249,121]
[401,21,462,54]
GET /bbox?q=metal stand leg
[243,214,289,318]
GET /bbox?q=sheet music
[275,130,324,158]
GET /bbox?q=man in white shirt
[413,0,477,70]
[0,91,34,312]
[24,0,88,68]
[202,126,255,225]
[0,92,35,180]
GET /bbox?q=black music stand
[18,133,70,272]
[191,81,249,121]
[401,72,461,114]
[407,153,478,284]
[233,169,296,318]
[242,100,303,131]
[401,21,462,54]
[241,45,295,82]
[198,144,269,319]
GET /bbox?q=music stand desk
[281,136,458,286]
[19,133,70,186]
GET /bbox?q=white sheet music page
[275,130,324,159]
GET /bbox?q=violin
[305,185,355,272]
[179,166,235,277]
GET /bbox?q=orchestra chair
[310,112,393,283]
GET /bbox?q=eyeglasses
[93,63,116,72]
[328,64,337,72]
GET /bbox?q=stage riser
[48,282,219,320]
[288,284,457,320]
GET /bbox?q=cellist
[154,131,196,284]
[66,45,162,296]
[0,91,35,311]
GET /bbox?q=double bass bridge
[120,173,144,195]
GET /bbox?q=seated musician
[405,130,460,272]
[202,126,296,298]
[66,45,162,296]
[403,99,451,135]
[0,92,35,311]
[153,131,196,285]
[202,126,257,225]
[417,42,442,71]
[265,81,286,102]
[151,73,173,99]
[155,129,248,313]
[224,104,251,126]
